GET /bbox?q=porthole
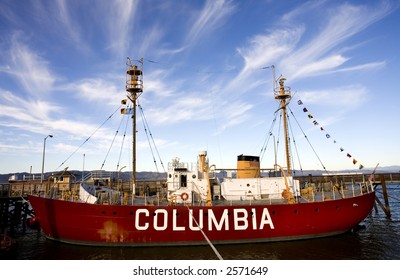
[192,174,196,179]
[102,211,106,215]
[315,208,319,213]
[294,210,298,214]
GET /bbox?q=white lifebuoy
[180,192,189,201]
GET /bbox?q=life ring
[180,192,189,201]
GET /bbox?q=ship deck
[125,182,373,207]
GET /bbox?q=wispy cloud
[0,89,60,134]
[219,101,254,130]
[67,78,121,105]
[185,0,236,46]
[282,1,393,79]
[147,95,214,125]
[53,0,87,51]
[298,85,369,109]
[1,34,56,98]
[236,1,393,80]
[0,88,115,147]
[236,27,304,78]
[104,0,139,55]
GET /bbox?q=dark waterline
[2,184,399,260]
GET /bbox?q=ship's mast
[126,57,143,197]
[274,77,292,176]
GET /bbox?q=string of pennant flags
[296,99,364,170]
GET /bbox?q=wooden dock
[0,196,34,234]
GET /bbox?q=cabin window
[180,174,187,188]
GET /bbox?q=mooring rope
[186,206,223,260]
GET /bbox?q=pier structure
[0,196,34,234]
[294,172,398,218]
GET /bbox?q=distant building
[52,171,77,191]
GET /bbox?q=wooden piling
[380,174,391,218]
[374,174,392,218]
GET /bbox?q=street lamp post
[41,135,53,184]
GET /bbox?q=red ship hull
[28,192,375,246]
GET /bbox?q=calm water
[1,184,399,260]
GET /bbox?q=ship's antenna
[271,65,276,93]
[261,65,276,93]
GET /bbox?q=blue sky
[0,0,399,175]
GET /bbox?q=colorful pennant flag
[121,108,133,114]
[121,99,127,105]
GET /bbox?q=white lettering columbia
[134,207,274,232]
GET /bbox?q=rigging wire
[276,111,283,164]
[285,113,297,176]
[116,112,130,171]
[99,106,127,170]
[259,112,278,162]
[287,113,304,176]
[138,103,159,173]
[288,106,330,175]
[138,102,166,173]
[55,105,122,171]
